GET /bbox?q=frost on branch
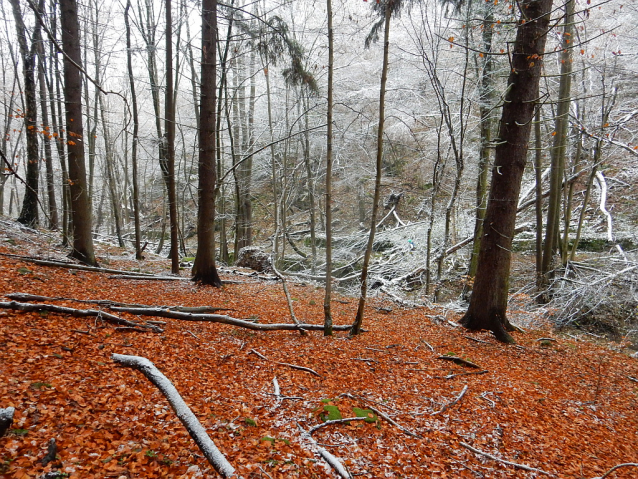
[111,354,239,478]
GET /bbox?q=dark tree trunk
[460,0,553,343]
[192,0,221,286]
[10,0,41,227]
[165,0,179,274]
[59,0,97,266]
[125,0,142,260]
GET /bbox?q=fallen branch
[108,274,187,281]
[5,293,234,313]
[460,441,553,476]
[444,370,488,380]
[108,306,350,333]
[112,354,239,478]
[437,355,482,369]
[592,463,638,479]
[367,406,422,439]
[297,424,352,479]
[250,349,321,377]
[0,253,155,277]
[431,385,468,416]
[0,301,162,333]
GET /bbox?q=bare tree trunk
[540,0,574,284]
[165,0,179,274]
[460,0,553,343]
[192,0,222,286]
[36,24,58,230]
[10,0,41,227]
[351,5,392,337]
[60,0,97,266]
[125,0,142,259]
[323,0,334,336]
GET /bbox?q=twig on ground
[460,441,553,476]
[444,370,488,380]
[71,329,97,337]
[185,330,200,339]
[431,385,468,416]
[464,336,491,344]
[591,463,638,479]
[250,349,321,377]
[367,406,422,439]
[353,358,378,363]
[437,355,482,369]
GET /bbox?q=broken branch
[431,385,468,416]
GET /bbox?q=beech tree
[192,0,222,286]
[9,0,41,227]
[60,0,97,266]
[460,0,553,343]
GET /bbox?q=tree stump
[236,247,273,273]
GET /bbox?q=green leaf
[260,436,275,444]
[244,417,257,426]
[353,407,378,423]
[322,405,342,421]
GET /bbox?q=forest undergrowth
[1,223,637,479]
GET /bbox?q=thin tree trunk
[351,5,392,337]
[125,0,142,259]
[165,0,179,274]
[323,0,334,336]
[36,28,58,230]
[540,0,574,284]
[10,0,41,227]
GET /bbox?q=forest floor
[1,222,637,479]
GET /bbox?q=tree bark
[125,0,142,259]
[10,0,41,227]
[351,4,392,336]
[460,0,553,343]
[323,0,334,336]
[60,0,97,266]
[192,0,222,286]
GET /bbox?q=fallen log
[107,306,352,332]
[112,354,239,478]
[0,301,162,333]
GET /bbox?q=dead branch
[367,406,422,439]
[297,424,352,479]
[108,306,350,333]
[108,274,188,281]
[5,293,233,313]
[431,385,468,416]
[460,441,553,476]
[592,463,638,479]
[444,370,488,380]
[0,407,15,437]
[437,355,482,369]
[0,301,162,333]
[250,349,321,376]
[0,253,152,277]
[112,354,239,478]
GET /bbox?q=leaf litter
[0,232,637,478]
